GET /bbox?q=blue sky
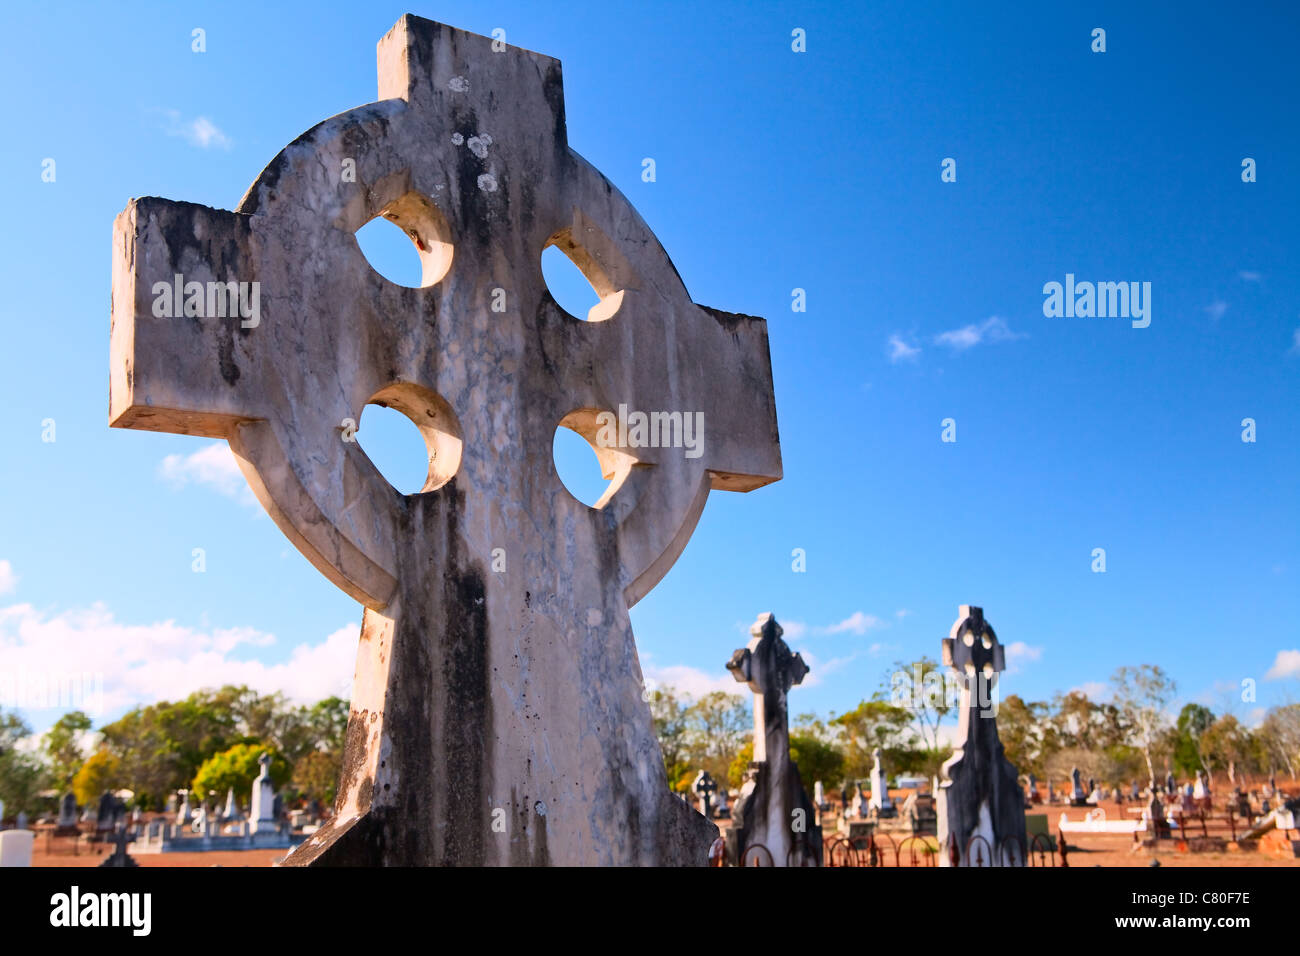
[0,1,1296,735]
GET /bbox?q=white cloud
[780,620,807,639]
[0,560,16,595]
[894,609,910,620]
[0,599,357,717]
[933,316,1023,351]
[162,109,233,150]
[1238,271,1262,282]
[641,661,739,700]
[1204,300,1228,321]
[159,442,258,507]
[1004,641,1042,674]
[824,611,884,636]
[1265,649,1300,681]
[887,334,920,363]
[1289,328,1300,355]
[1070,681,1109,702]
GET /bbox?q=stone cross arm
[108,15,782,612]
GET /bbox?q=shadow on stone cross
[107,16,781,866]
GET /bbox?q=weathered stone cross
[935,605,1026,866]
[109,16,781,866]
[725,613,817,865]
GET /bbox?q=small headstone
[1047,779,1056,803]
[1165,771,1176,795]
[57,793,78,828]
[814,780,826,811]
[1070,767,1089,806]
[15,811,28,831]
[0,830,35,867]
[692,770,717,819]
[1130,779,1141,801]
[854,780,871,818]
[869,748,895,817]
[715,787,729,818]
[1193,770,1209,801]
[222,787,239,822]
[176,789,190,827]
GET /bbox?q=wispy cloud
[887,334,920,363]
[1070,681,1109,702]
[1289,327,1300,356]
[1204,300,1228,321]
[1005,641,1042,674]
[159,442,257,507]
[1265,649,1300,681]
[0,560,16,596]
[1238,271,1262,283]
[824,611,884,636]
[640,658,741,699]
[0,599,357,716]
[933,316,1024,351]
[162,109,233,150]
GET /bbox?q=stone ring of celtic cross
[110,15,780,865]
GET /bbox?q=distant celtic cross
[109,16,781,865]
[936,605,1026,866]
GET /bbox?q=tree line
[0,685,348,815]
[651,660,1300,794]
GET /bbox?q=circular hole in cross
[552,408,639,509]
[541,229,624,322]
[355,191,453,289]
[356,383,462,495]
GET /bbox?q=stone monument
[935,606,1026,866]
[725,613,819,866]
[869,748,895,817]
[692,770,717,819]
[107,16,780,866]
[57,793,78,829]
[1070,768,1089,807]
[250,753,277,836]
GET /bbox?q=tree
[1201,714,1253,785]
[888,656,952,754]
[684,691,750,783]
[43,710,93,789]
[1257,704,1300,780]
[997,695,1050,777]
[831,696,913,778]
[648,687,691,786]
[0,709,51,815]
[789,733,844,791]
[72,749,121,806]
[1171,703,1215,777]
[292,750,341,807]
[1110,665,1176,785]
[191,743,289,803]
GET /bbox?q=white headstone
[814,780,825,807]
[250,752,277,834]
[869,748,895,813]
[222,787,239,822]
[0,830,35,867]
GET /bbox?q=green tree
[1110,665,1176,785]
[684,691,750,784]
[831,696,913,778]
[191,743,289,802]
[291,749,341,806]
[0,709,51,815]
[789,732,844,791]
[648,687,691,787]
[1172,703,1215,777]
[43,710,93,789]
